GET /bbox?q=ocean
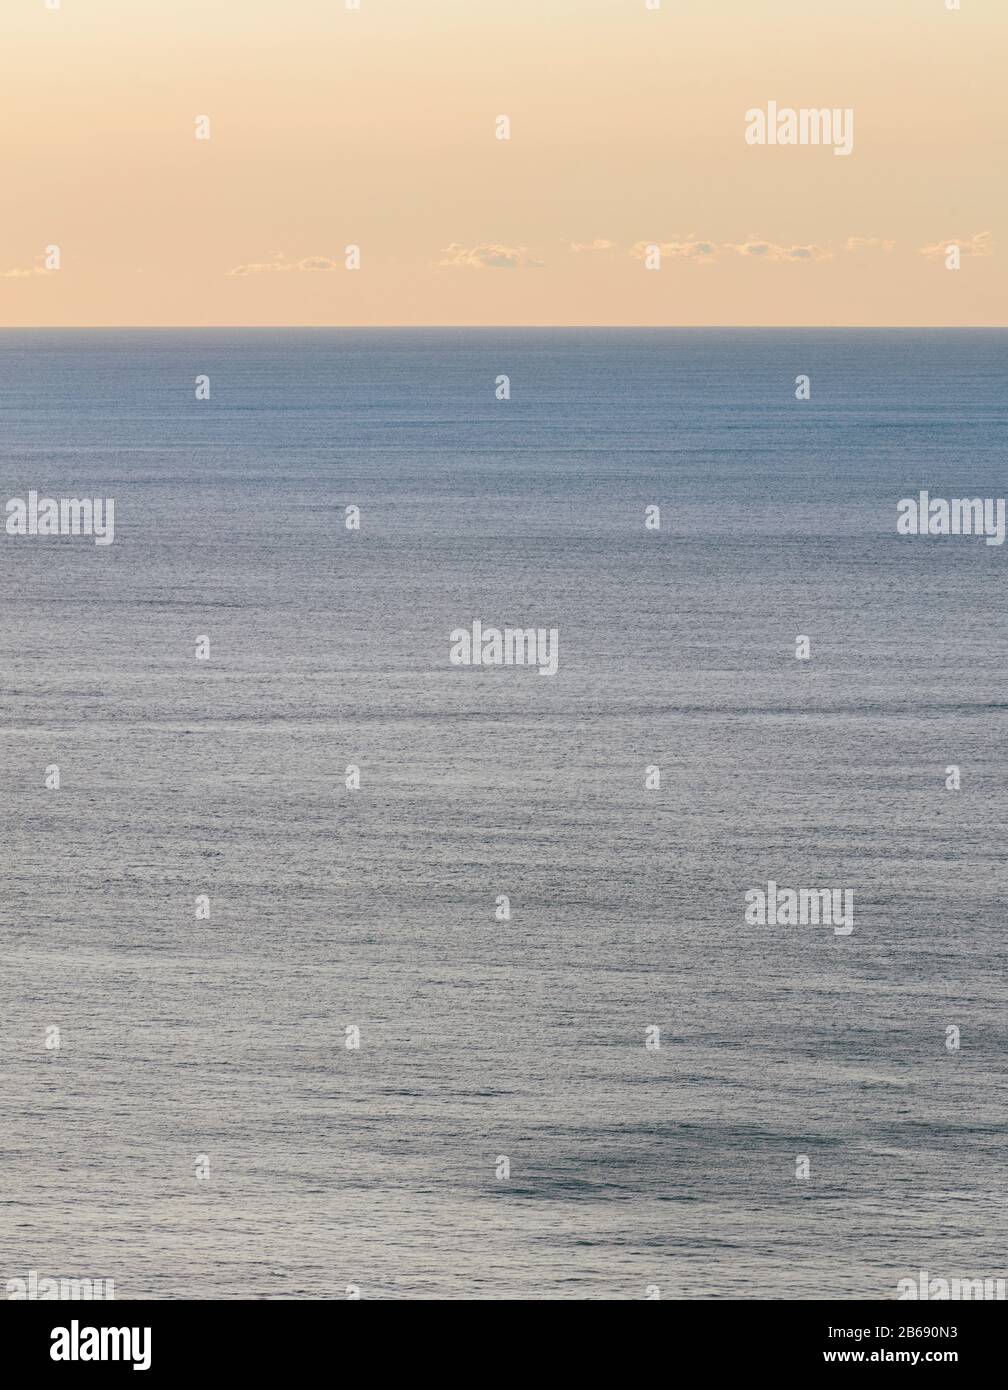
[1,329,1006,1299]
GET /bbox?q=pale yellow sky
[1,0,1004,326]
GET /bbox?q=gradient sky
[2,0,1004,326]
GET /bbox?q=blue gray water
[1,329,1006,1299]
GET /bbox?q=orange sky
[1,0,1004,326]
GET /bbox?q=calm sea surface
[1,329,1006,1298]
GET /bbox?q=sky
[1,0,1004,326]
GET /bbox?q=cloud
[2,266,49,278]
[569,239,617,253]
[226,254,340,277]
[845,237,895,252]
[918,231,993,260]
[437,242,542,270]
[729,240,833,261]
[629,238,718,261]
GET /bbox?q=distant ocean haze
[1,329,1006,1299]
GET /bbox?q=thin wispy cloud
[845,237,896,252]
[918,231,993,259]
[729,240,833,262]
[437,243,542,270]
[629,238,718,261]
[226,255,340,277]
[222,235,965,285]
